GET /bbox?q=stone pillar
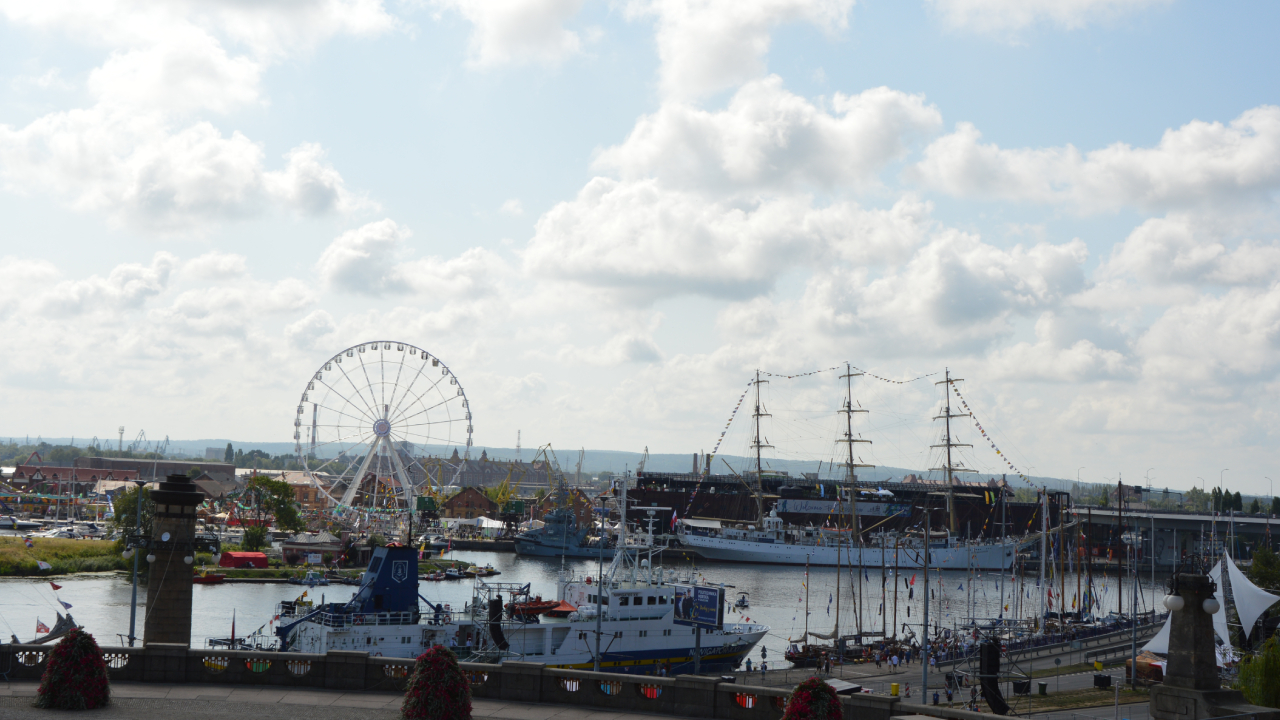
[143,474,203,646]
[1151,574,1279,720]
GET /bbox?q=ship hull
[514,538,614,559]
[677,534,1017,569]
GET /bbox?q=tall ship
[272,528,766,673]
[673,366,1030,569]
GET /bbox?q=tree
[1250,498,1262,515]
[1237,635,1280,707]
[1248,547,1280,592]
[1271,497,1280,517]
[242,525,269,551]
[1235,492,1245,512]
[1186,487,1210,512]
[224,443,234,464]
[110,485,153,533]
[187,466,203,478]
[245,474,304,533]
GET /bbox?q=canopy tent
[1225,553,1280,641]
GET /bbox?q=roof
[286,531,340,545]
[222,551,268,558]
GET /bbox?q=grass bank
[0,537,129,576]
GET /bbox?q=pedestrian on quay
[933,691,940,706]
[891,654,899,672]
[761,661,768,683]
[746,657,752,674]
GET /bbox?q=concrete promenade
[0,681,697,720]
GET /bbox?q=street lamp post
[126,479,146,647]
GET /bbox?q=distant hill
[30,436,1100,493]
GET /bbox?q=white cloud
[30,252,178,317]
[986,312,1133,382]
[264,143,371,216]
[800,230,1090,353]
[1138,284,1280,387]
[524,177,920,303]
[316,220,514,299]
[0,108,362,231]
[927,0,1168,34]
[500,198,525,216]
[182,252,249,280]
[434,0,587,66]
[1101,215,1280,288]
[285,310,339,350]
[625,0,854,99]
[912,106,1280,214]
[595,78,942,192]
[316,219,414,295]
[87,32,263,115]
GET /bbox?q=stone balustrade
[0,643,965,720]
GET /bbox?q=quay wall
[0,642,923,720]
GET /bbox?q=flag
[670,511,679,531]
[49,582,62,591]
[1094,661,1103,671]
[59,600,72,610]
[36,619,49,634]
[910,574,916,586]
[25,538,34,548]
[37,561,52,570]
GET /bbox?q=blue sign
[672,584,724,630]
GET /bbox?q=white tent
[1225,553,1280,641]
[1209,561,1231,647]
[1143,614,1172,654]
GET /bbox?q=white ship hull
[678,532,1017,569]
[287,614,764,672]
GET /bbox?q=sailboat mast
[751,370,771,522]
[804,555,810,641]
[932,370,971,535]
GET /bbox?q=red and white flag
[670,511,679,531]
[36,619,50,634]
[49,582,62,591]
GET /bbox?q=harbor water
[0,549,1165,663]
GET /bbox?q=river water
[0,550,1164,664]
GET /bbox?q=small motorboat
[193,568,227,584]
[443,568,466,580]
[287,570,329,587]
[421,571,445,581]
[734,592,749,609]
[473,564,500,577]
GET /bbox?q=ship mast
[931,369,974,534]
[838,362,874,541]
[751,370,772,523]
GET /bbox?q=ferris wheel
[293,341,473,513]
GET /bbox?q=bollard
[890,683,899,696]
[1038,681,1048,696]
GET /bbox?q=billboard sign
[671,584,724,630]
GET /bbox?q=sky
[1,0,1278,496]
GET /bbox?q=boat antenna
[751,370,772,522]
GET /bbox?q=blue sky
[1,0,1278,495]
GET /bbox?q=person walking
[746,657,752,674]
[760,661,768,684]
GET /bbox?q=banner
[671,584,724,630]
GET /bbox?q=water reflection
[0,549,1164,664]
